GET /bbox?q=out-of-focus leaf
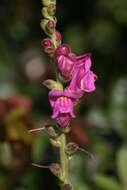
[70,155,90,190]
[87,107,109,130]
[0,143,12,167]
[90,140,112,173]
[117,146,127,186]
[0,172,10,190]
[64,25,87,53]
[32,133,49,162]
[73,181,90,190]
[109,78,127,137]
[5,109,35,144]
[22,169,40,190]
[88,20,119,53]
[94,174,121,190]
[97,0,127,24]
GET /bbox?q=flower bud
[65,142,79,156]
[42,7,52,20]
[43,79,63,90]
[45,126,58,137]
[55,31,62,42]
[42,0,56,6]
[47,3,56,16]
[49,163,62,178]
[41,38,55,55]
[41,38,53,47]
[40,19,56,35]
[46,20,56,34]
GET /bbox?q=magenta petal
[80,71,97,92]
[48,89,76,127]
[57,113,71,126]
[49,90,63,107]
[76,53,92,68]
[55,44,70,56]
[57,55,74,78]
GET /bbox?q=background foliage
[0,0,127,189]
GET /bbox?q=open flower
[55,44,76,80]
[49,89,77,127]
[67,53,97,98]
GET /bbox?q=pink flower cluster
[42,40,97,127]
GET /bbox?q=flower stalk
[41,0,71,189]
[31,0,97,189]
[59,134,70,185]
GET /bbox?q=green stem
[59,133,70,185]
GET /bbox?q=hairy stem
[59,133,70,186]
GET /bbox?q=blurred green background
[0,0,127,189]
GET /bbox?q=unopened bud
[42,7,51,19]
[49,163,62,177]
[41,38,55,55]
[41,38,53,47]
[55,31,62,41]
[45,126,58,137]
[43,79,63,90]
[42,0,56,6]
[66,142,94,159]
[47,3,56,16]
[47,20,56,34]
[41,19,56,35]
[65,142,79,156]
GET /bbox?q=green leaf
[117,146,127,186]
[94,174,121,190]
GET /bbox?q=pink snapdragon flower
[55,44,76,79]
[67,53,97,98]
[49,89,77,127]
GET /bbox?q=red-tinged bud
[47,20,56,34]
[41,38,53,47]
[49,163,62,178]
[65,142,79,156]
[40,19,56,35]
[65,142,94,159]
[55,31,62,41]
[41,38,55,55]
